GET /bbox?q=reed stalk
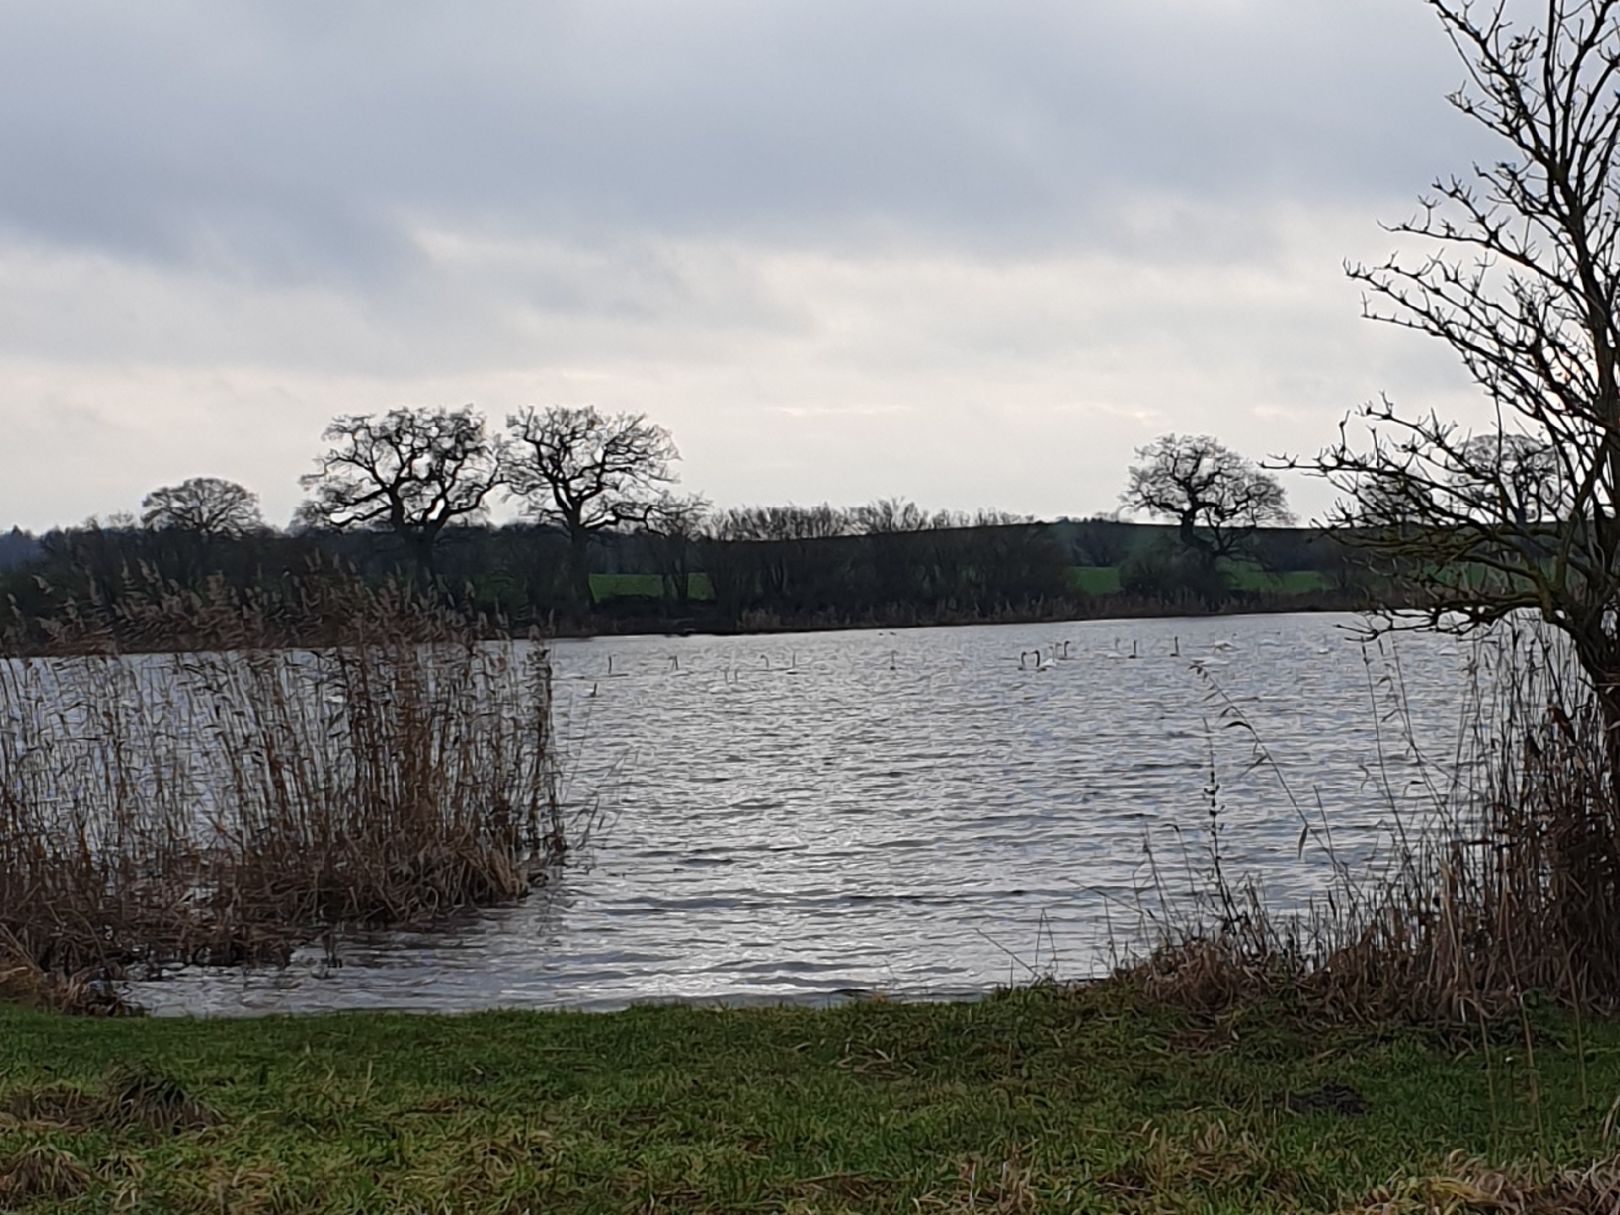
[1126,622,1620,1023]
[0,567,570,1003]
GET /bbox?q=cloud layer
[0,0,1497,528]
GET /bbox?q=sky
[0,0,1506,532]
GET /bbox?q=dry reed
[1122,622,1620,1024]
[0,567,570,1001]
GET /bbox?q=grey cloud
[0,0,1526,529]
[0,0,1478,284]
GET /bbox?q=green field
[0,988,1614,1213]
[1069,566,1125,595]
[1068,566,1334,596]
[591,569,1332,603]
[589,573,715,601]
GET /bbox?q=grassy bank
[2,986,1617,1213]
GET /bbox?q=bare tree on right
[1295,0,1620,737]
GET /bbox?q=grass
[1,985,1617,1213]
[1234,568,1332,592]
[590,573,707,601]
[1067,565,1333,596]
[1068,565,1123,595]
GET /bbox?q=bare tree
[643,494,709,606]
[719,504,851,542]
[1122,434,1293,565]
[140,477,263,537]
[1298,0,1620,733]
[852,497,934,535]
[965,508,1034,528]
[505,406,681,609]
[1454,433,1564,525]
[1072,513,1133,566]
[298,406,505,580]
[700,505,853,608]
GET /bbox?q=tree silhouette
[506,406,680,609]
[1122,434,1292,565]
[643,494,709,606]
[140,477,263,537]
[299,406,505,581]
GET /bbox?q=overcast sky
[0,0,1504,532]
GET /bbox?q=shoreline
[0,593,1396,656]
[122,978,1002,1021]
[554,589,1389,641]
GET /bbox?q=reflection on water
[128,612,1479,1016]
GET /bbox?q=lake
[126,612,1481,1016]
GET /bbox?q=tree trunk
[568,530,594,614]
[404,532,437,587]
[673,542,690,606]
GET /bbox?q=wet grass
[3,985,1620,1213]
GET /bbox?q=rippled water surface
[131,613,1481,1016]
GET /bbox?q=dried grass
[0,928,133,1015]
[1340,1151,1620,1214]
[0,1145,94,1206]
[0,1068,216,1136]
[1095,1121,1306,1209]
[913,1146,1042,1213]
[101,1067,218,1133]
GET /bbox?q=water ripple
[129,613,1475,1017]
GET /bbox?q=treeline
[2,405,1383,643]
[0,506,1374,645]
[0,528,39,572]
[0,509,1067,636]
[683,505,1070,626]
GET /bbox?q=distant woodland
[0,511,1379,647]
[1,410,1385,645]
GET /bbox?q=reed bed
[1126,622,1620,1024]
[0,570,568,1003]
